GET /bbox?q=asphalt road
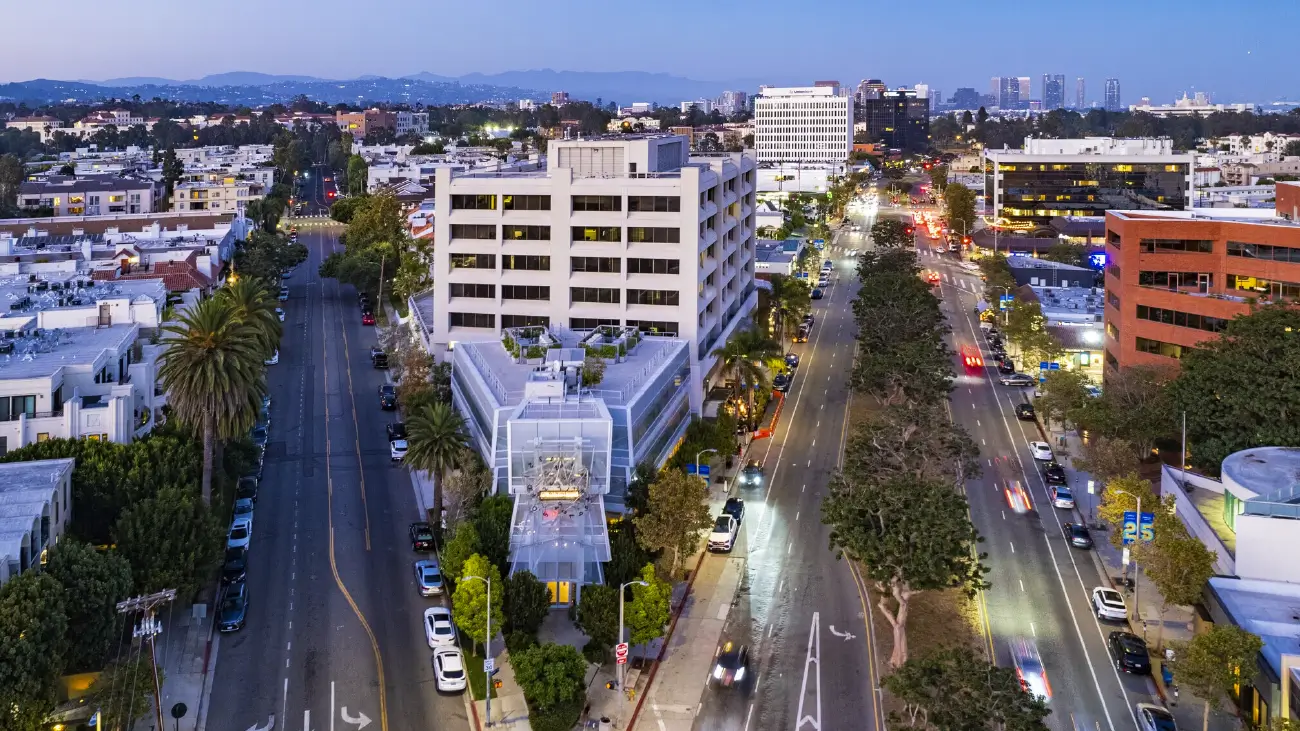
[692,199,884,731]
[920,237,1163,731]
[207,230,467,731]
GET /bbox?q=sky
[4,0,1297,104]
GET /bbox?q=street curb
[195,620,219,731]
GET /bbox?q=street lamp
[695,448,718,482]
[617,580,650,691]
[462,574,493,726]
[1113,490,1141,626]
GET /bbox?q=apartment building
[984,137,1194,229]
[0,458,75,587]
[430,134,758,411]
[395,111,430,137]
[753,85,853,165]
[1102,189,1300,372]
[17,176,159,217]
[170,178,265,214]
[336,109,398,138]
[6,115,64,142]
[174,145,276,167]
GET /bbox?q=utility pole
[117,589,176,731]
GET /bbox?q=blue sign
[1038,362,1061,371]
[999,294,1013,310]
[813,239,826,250]
[1122,511,1156,545]
[1088,252,1107,269]
[686,464,711,477]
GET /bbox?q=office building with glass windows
[1102,188,1300,373]
[430,134,758,412]
[983,136,1194,230]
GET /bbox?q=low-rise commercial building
[984,137,1194,230]
[0,458,75,587]
[18,176,159,216]
[1103,192,1300,372]
[6,116,64,142]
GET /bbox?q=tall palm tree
[159,297,267,505]
[405,401,471,532]
[711,327,781,426]
[219,278,282,359]
[769,274,811,349]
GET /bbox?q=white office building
[451,328,692,604]
[753,86,853,165]
[428,134,758,412]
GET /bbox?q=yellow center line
[318,236,389,731]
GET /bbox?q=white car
[227,516,253,550]
[1092,587,1128,621]
[275,307,285,322]
[1029,441,1054,461]
[264,350,279,366]
[390,439,408,462]
[278,286,290,301]
[707,514,738,553]
[432,646,467,693]
[424,607,455,648]
[1135,703,1178,731]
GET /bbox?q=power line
[117,589,176,731]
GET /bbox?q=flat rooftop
[1109,208,1300,227]
[0,324,138,380]
[1209,576,1300,678]
[458,334,686,407]
[0,276,165,314]
[1222,447,1300,504]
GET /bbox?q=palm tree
[219,278,282,359]
[769,274,811,349]
[711,327,781,427]
[405,401,470,533]
[158,297,267,505]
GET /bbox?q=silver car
[414,560,443,596]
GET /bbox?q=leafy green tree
[503,570,551,636]
[768,273,812,347]
[1072,365,1175,456]
[158,296,266,505]
[329,195,367,223]
[976,253,1018,296]
[633,469,713,579]
[1175,625,1263,730]
[1096,474,1163,548]
[623,462,659,517]
[234,231,307,285]
[883,646,1050,731]
[943,183,978,241]
[405,401,470,532]
[841,401,981,491]
[1035,369,1091,432]
[1143,531,1217,650]
[345,193,407,252]
[451,554,504,652]
[710,327,780,424]
[606,520,656,589]
[927,164,949,192]
[346,153,369,195]
[574,584,618,659]
[1074,436,1141,487]
[1039,242,1088,267]
[161,147,184,204]
[0,153,25,207]
[473,495,514,577]
[43,540,133,672]
[871,218,912,248]
[511,642,588,713]
[319,240,394,299]
[391,239,433,301]
[440,521,479,592]
[1167,305,1300,473]
[88,655,165,731]
[0,572,68,731]
[822,473,988,668]
[113,486,224,596]
[625,563,671,647]
[1283,140,1300,158]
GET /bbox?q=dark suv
[379,384,397,410]
[1107,631,1151,674]
[1015,402,1036,421]
[409,522,435,551]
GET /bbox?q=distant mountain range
[0,69,768,107]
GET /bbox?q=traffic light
[905,226,914,235]
[963,237,972,245]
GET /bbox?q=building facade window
[627,258,681,275]
[1104,348,1119,369]
[1108,291,1121,309]
[1106,321,1120,340]
[572,226,621,242]
[570,317,621,330]
[1138,270,1213,290]
[571,287,620,304]
[450,224,497,240]
[502,194,551,211]
[1138,238,1214,254]
[501,314,550,328]
[1107,229,1121,245]
[1106,263,1122,282]
[0,395,36,421]
[1226,273,1300,301]
[451,194,497,210]
[1136,304,1228,333]
[1226,241,1300,263]
[502,255,550,271]
[503,225,551,241]
[449,283,496,299]
[572,195,621,212]
[628,227,681,244]
[1135,336,1188,359]
[450,253,496,270]
[626,319,678,335]
[628,196,681,212]
[449,312,496,328]
[571,257,620,273]
[627,289,680,306]
[502,285,550,301]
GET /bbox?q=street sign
[1139,512,1155,542]
[483,658,495,674]
[1037,362,1061,371]
[999,294,1013,310]
[685,464,711,477]
[1122,511,1155,545]
[1121,547,1131,566]
[1122,511,1137,545]
[1087,480,1095,495]
[615,643,629,665]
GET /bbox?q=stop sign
[615,642,629,665]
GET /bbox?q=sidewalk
[1036,417,1239,731]
[150,600,217,731]
[473,647,531,731]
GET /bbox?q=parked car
[371,348,388,368]
[711,641,749,688]
[227,516,253,550]
[1050,485,1074,509]
[264,350,280,366]
[1092,587,1128,621]
[222,547,248,585]
[361,310,376,326]
[773,373,791,392]
[723,497,745,525]
[785,353,800,370]
[275,307,285,322]
[432,646,467,693]
[379,385,397,410]
[1010,638,1052,702]
[233,497,255,523]
[249,425,269,449]
[414,560,443,596]
[708,514,739,553]
[794,324,810,342]
[390,439,408,462]
[1000,373,1036,387]
[387,422,407,441]
[424,606,456,648]
[1134,703,1177,731]
[1029,441,1054,461]
[997,360,1016,374]
[1108,632,1151,674]
[236,476,259,503]
[277,286,289,301]
[1043,462,1067,485]
[218,581,249,633]
[811,288,824,300]
[739,461,764,487]
[802,313,815,326]
[1015,403,1036,421]
[1064,522,1094,549]
[409,522,435,551]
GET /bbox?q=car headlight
[713,666,724,679]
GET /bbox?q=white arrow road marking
[339,708,371,730]
[828,625,856,641]
[246,715,275,731]
[794,612,822,730]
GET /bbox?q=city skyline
[2,0,1297,104]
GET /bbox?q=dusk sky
[6,0,1298,104]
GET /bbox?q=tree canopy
[633,469,713,579]
[883,647,1050,731]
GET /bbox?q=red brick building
[1103,182,1300,372]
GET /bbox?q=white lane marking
[1020,580,1025,592]
[1010,542,1015,553]
[795,511,801,521]
[745,703,755,731]
[1030,622,1037,637]
[976,420,981,427]
[787,541,793,555]
[794,612,822,731]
